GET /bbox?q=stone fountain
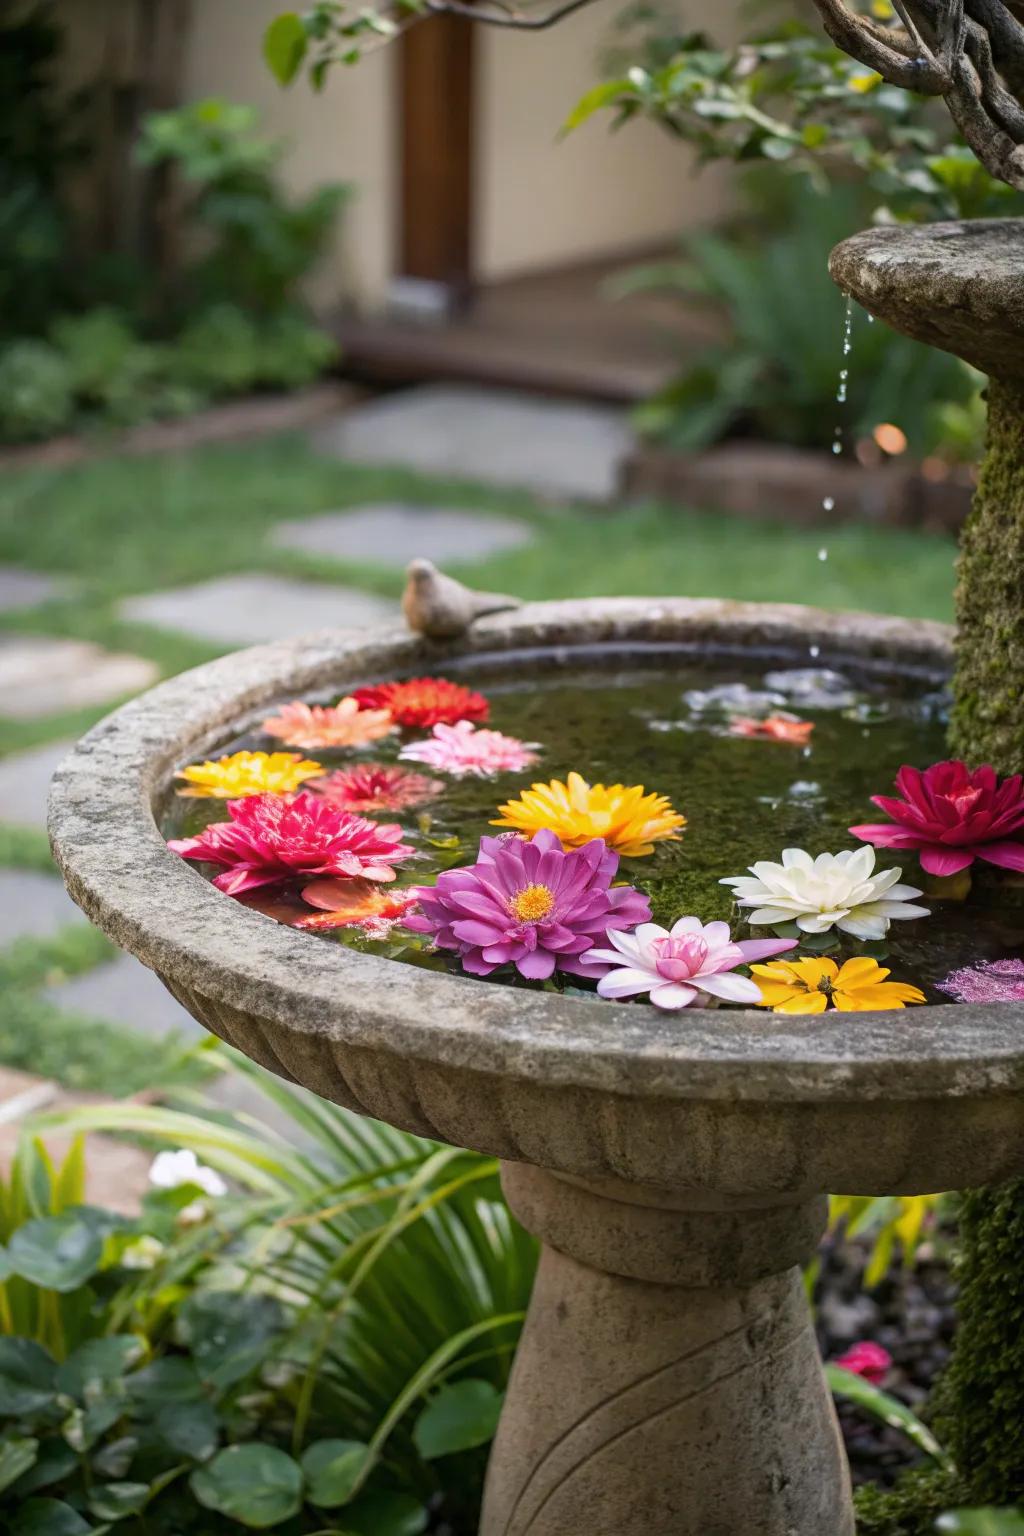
[48,589,1024,1536]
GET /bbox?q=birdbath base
[483,1165,852,1536]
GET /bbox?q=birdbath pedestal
[47,601,1024,1536]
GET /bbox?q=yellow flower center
[509,884,555,923]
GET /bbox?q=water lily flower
[832,1342,893,1385]
[351,677,489,728]
[850,760,1024,876]
[493,771,685,857]
[400,720,540,779]
[582,918,797,1010]
[297,877,420,937]
[729,714,815,745]
[721,846,929,940]
[404,827,651,981]
[149,1148,227,1223]
[312,762,444,813]
[261,698,396,750]
[176,750,323,799]
[168,792,416,895]
[936,957,1024,1004]
[750,956,926,1013]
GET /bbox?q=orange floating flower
[492,771,685,857]
[351,677,489,729]
[750,955,926,1013]
[296,877,419,936]
[729,715,815,745]
[261,698,396,751]
[176,751,323,799]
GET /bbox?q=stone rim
[47,597,1024,1106]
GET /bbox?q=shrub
[49,309,171,427]
[0,340,74,441]
[170,305,338,396]
[853,1468,962,1536]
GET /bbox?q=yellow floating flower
[492,770,685,857]
[749,955,926,1014]
[176,750,324,799]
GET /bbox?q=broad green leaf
[302,1439,370,1508]
[413,1378,503,1458]
[88,1483,150,1520]
[10,1500,93,1536]
[264,13,308,84]
[126,1356,204,1404]
[10,1438,77,1497]
[152,1398,219,1461]
[176,1290,284,1389]
[341,1491,429,1536]
[937,1514,1024,1535]
[191,1444,304,1529]
[562,80,630,134]
[56,1337,147,1401]
[0,1338,57,1415]
[0,1436,39,1496]
[8,1214,105,1292]
[826,1365,949,1467]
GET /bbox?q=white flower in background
[120,1234,165,1271]
[720,846,930,941]
[149,1148,227,1222]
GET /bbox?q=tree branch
[423,0,603,29]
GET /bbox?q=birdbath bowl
[48,598,1024,1536]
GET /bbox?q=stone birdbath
[48,589,1024,1536]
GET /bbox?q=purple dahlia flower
[405,827,651,981]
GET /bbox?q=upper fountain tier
[830,218,1024,381]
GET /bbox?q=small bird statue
[401,558,521,639]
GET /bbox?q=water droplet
[809,644,821,658]
[817,548,828,562]
[822,496,835,513]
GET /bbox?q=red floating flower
[850,760,1024,877]
[729,714,815,745]
[351,677,489,729]
[312,763,443,814]
[168,792,416,896]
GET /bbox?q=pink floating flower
[399,720,540,780]
[851,760,1024,877]
[312,763,443,814]
[582,917,797,1010]
[937,957,1024,1004]
[832,1342,893,1386]
[168,792,416,896]
[261,698,395,750]
[296,877,421,938]
[404,827,650,981]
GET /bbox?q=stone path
[0,736,78,828]
[0,868,84,946]
[0,567,69,612]
[119,573,397,646]
[312,384,633,502]
[42,954,205,1042]
[0,636,158,719]
[271,502,534,568]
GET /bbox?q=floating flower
[296,878,420,938]
[721,846,929,940]
[168,792,416,896]
[832,1342,893,1385]
[351,677,489,729]
[400,721,540,779]
[729,714,815,745]
[404,827,651,981]
[750,956,926,1013]
[176,750,323,799]
[582,917,797,1011]
[312,762,443,813]
[850,760,1024,876]
[493,772,685,857]
[936,957,1024,1004]
[149,1148,227,1223]
[261,698,395,750]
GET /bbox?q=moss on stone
[950,376,1024,775]
[853,1467,960,1535]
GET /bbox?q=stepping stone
[313,385,633,501]
[0,736,78,828]
[0,567,69,613]
[120,574,396,647]
[0,869,84,947]
[42,953,205,1042]
[0,636,157,720]
[272,503,534,569]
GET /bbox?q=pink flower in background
[168,792,416,896]
[832,1342,893,1385]
[400,720,540,779]
[582,917,797,1011]
[937,957,1024,1004]
[851,760,1024,876]
[405,827,650,981]
[312,763,443,814]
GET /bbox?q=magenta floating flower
[936,957,1024,1004]
[399,720,540,780]
[850,760,1024,877]
[312,763,443,814]
[404,827,650,981]
[832,1342,892,1386]
[167,792,416,896]
[582,917,797,1010]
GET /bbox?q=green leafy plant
[0,341,74,443]
[828,1192,942,1290]
[171,305,337,396]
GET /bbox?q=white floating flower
[720,846,929,941]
